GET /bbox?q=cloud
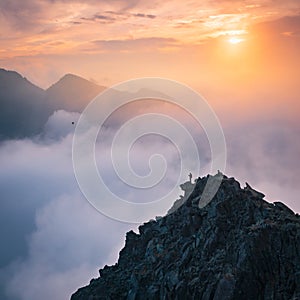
[0,107,208,299]
[80,11,156,24]
[1,0,300,72]
[0,136,75,266]
[0,95,300,300]
[81,14,117,24]
[0,134,78,299]
[91,37,178,52]
[5,194,132,300]
[133,13,156,19]
[252,14,300,37]
[43,110,80,140]
[0,0,140,31]
[1,0,299,40]
[225,120,300,212]
[0,111,138,299]
[0,0,45,29]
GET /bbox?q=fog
[0,105,299,299]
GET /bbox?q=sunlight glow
[228,37,244,44]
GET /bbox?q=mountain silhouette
[0,69,49,140]
[71,173,300,300]
[0,69,105,140]
[46,73,105,112]
[0,68,188,140]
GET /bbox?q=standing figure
[188,172,192,183]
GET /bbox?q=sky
[0,0,299,91]
[0,0,300,299]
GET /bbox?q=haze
[0,1,299,300]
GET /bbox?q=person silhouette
[188,172,192,183]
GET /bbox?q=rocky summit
[71,174,300,300]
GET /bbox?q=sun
[228,37,244,44]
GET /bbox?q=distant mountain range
[0,68,105,140]
[0,68,187,141]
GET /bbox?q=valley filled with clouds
[0,72,299,299]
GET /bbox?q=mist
[0,103,299,299]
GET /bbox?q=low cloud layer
[0,108,207,299]
[5,194,132,300]
[0,111,135,299]
[0,107,299,299]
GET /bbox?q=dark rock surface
[71,174,300,300]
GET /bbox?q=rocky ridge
[71,173,300,300]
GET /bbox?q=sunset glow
[228,37,245,44]
[0,0,298,117]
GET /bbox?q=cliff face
[71,174,300,300]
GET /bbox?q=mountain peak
[0,68,43,91]
[46,73,105,112]
[0,68,108,139]
[62,73,80,79]
[71,174,300,300]
[0,68,22,79]
[47,73,99,90]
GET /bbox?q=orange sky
[0,0,299,122]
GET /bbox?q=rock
[213,274,235,300]
[71,174,300,300]
[273,201,295,215]
[244,182,265,199]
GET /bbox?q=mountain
[46,73,105,113]
[0,68,184,140]
[0,68,50,140]
[71,173,300,300]
[0,69,106,140]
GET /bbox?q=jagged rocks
[71,174,300,300]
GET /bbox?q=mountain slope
[46,74,105,113]
[0,69,106,140]
[71,173,300,300]
[0,68,50,139]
